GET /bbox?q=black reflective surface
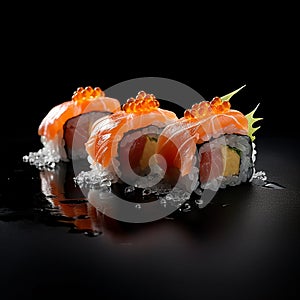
[1,135,300,300]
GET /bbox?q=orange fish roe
[210,96,231,113]
[184,96,231,120]
[122,91,160,113]
[72,86,105,102]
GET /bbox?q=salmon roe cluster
[72,86,105,102]
[122,91,160,113]
[184,96,231,119]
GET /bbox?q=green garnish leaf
[221,84,246,102]
[245,103,263,141]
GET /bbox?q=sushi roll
[80,91,179,188]
[156,85,262,191]
[24,86,121,169]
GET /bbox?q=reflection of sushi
[24,86,121,169]
[156,85,262,191]
[40,162,102,235]
[81,91,178,188]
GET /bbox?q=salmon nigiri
[24,86,121,169]
[82,91,179,188]
[156,85,262,191]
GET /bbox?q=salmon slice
[199,145,241,183]
[85,91,178,169]
[199,147,224,183]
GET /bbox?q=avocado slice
[221,145,241,177]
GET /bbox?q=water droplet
[195,199,203,205]
[142,188,152,196]
[135,204,142,209]
[160,198,167,208]
[84,231,102,237]
[124,186,135,193]
[182,202,191,212]
[194,187,203,196]
[263,182,285,189]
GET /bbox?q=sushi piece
[156,85,262,191]
[80,91,179,188]
[24,86,121,169]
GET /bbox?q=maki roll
[156,85,262,191]
[24,86,121,169]
[82,91,179,188]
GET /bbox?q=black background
[1,6,299,300]
[3,67,296,143]
[2,27,297,146]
